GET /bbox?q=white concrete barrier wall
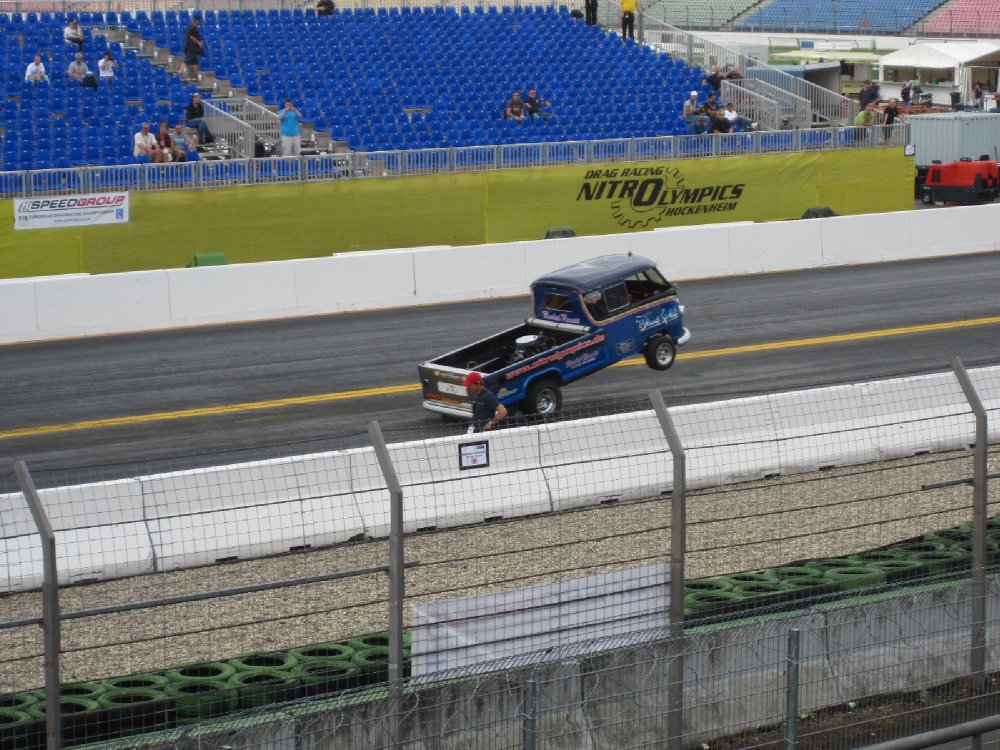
[2,366,997,593]
[2,204,999,344]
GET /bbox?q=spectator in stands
[24,55,50,85]
[858,80,880,110]
[710,108,732,134]
[973,81,984,109]
[683,91,710,133]
[703,91,721,117]
[173,123,198,155]
[133,122,164,162]
[185,93,212,144]
[585,0,598,26]
[316,0,334,16]
[725,65,745,81]
[525,88,553,121]
[98,51,119,86]
[853,102,876,127]
[504,91,527,124]
[277,99,303,156]
[881,98,902,143]
[621,0,637,40]
[179,14,204,82]
[702,66,723,94]
[722,102,756,131]
[63,19,84,52]
[900,80,913,106]
[154,122,176,162]
[67,52,98,91]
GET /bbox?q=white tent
[879,41,1000,104]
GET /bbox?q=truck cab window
[602,282,629,315]
[544,292,573,311]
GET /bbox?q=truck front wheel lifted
[524,379,562,415]
[644,336,677,370]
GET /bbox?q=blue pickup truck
[419,254,691,417]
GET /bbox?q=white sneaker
[751,121,758,130]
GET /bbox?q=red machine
[921,157,1000,205]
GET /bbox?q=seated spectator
[66,52,97,90]
[316,0,334,15]
[63,19,84,51]
[133,122,164,162]
[185,92,212,144]
[703,92,721,118]
[710,109,732,134]
[25,55,50,84]
[98,51,119,85]
[722,102,755,131]
[683,91,710,134]
[504,90,527,124]
[154,122,177,162]
[173,123,198,155]
[525,88,553,121]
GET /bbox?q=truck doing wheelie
[418,254,691,417]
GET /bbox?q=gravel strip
[1,448,996,693]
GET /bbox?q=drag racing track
[1,251,999,479]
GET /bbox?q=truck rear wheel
[524,379,562,416]
[644,336,677,370]
[921,187,935,204]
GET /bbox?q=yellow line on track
[3,315,999,441]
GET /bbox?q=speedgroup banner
[483,149,913,240]
[14,193,129,231]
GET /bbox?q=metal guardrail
[724,77,812,130]
[210,97,281,149]
[201,98,255,159]
[639,16,858,126]
[0,124,909,199]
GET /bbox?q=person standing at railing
[277,99,303,156]
[621,0,636,40]
[185,92,212,144]
[881,98,903,144]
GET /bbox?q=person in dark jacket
[185,92,212,144]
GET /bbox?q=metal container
[908,112,1000,167]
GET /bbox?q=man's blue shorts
[184,51,199,65]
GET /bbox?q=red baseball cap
[463,372,483,387]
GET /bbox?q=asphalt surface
[1,251,998,483]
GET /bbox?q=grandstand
[736,0,950,34]
[920,0,1000,36]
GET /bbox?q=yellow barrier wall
[0,149,912,278]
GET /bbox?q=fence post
[13,460,62,750]
[523,677,538,750]
[649,389,685,750]
[950,357,988,693]
[785,628,801,749]
[366,421,406,690]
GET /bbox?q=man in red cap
[463,372,507,433]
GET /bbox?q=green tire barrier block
[777,575,841,599]
[684,578,734,594]
[229,651,299,673]
[889,540,948,556]
[96,688,174,737]
[720,572,775,586]
[684,590,746,619]
[0,708,37,750]
[164,679,237,725]
[27,696,109,745]
[860,558,928,583]
[34,682,107,702]
[351,647,391,686]
[823,566,887,591]
[770,566,820,579]
[103,674,170,691]
[911,549,970,575]
[348,632,390,651]
[228,669,296,710]
[165,662,236,684]
[290,659,361,698]
[850,550,906,563]
[0,708,31,726]
[731,581,796,611]
[288,643,354,663]
[0,693,37,711]
[804,558,865,574]
[924,527,972,546]
[28,697,101,718]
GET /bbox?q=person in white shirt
[98,51,119,84]
[63,20,84,51]
[25,55,50,84]
[133,122,164,162]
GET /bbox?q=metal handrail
[0,124,909,200]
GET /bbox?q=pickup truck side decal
[505,333,606,380]
[636,305,680,333]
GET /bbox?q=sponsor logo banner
[14,193,129,230]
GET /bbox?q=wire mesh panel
[197,158,249,189]
[88,163,142,192]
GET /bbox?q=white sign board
[14,193,130,230]
[410,563,669,676]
